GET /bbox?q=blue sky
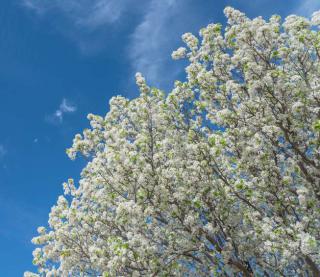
[0,0,319,275]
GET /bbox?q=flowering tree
[26,7,320,276]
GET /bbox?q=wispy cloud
[46,98,77,124]
[22,0,208,87]
[23,0,133,29]
[128,0,178,88]
[0,144,7,159]
[128,0,205,90]
[294,0,320,16]
[22,0,138,54]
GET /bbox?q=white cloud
[23,0,133,29]
[60,98,77,113]
[46,98,77,124]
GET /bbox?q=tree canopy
[26,7,320,276]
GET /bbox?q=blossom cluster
[27,7,320,276]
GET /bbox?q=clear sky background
[0,0,319,275]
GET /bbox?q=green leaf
[313,120,320,131]
[208,136,216,146]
